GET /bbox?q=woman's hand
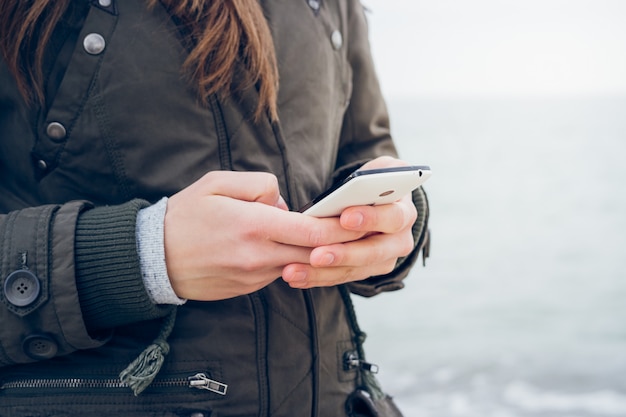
[282,156,418,288]
[163,171,364,301]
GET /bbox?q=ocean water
[353,95,626,417]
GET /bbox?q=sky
[362,0,626,99]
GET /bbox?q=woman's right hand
[163,171,364,301]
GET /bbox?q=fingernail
[345,212,364,228]
[320,253,335,266]
[289,271,307,283]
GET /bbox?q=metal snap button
[4,270,41,307]
[83,33,106,55]
[98,0,112,7]
[307,0,320,11]
[330,30,343,50]
[36,159,48,171]
[23,334,58,360]
[46,122,67,140]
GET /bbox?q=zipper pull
[343,351,379,374]
[188,373,228,395]
[359,361,379,373]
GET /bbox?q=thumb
[197,171,286,208]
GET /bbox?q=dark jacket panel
[0,1,429,415]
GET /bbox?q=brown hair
[0,0,279,121]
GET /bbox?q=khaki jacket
[0,1,429,415]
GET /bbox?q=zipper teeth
[1,377,188,390]
[1,373,228,396]
[2,378,125,390]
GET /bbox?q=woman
[0,0,429,416]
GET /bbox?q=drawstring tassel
[361,368,384,401]
[120,307,177,395]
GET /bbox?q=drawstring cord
[120,307,178,395]
[118,286,382,399]
[338,285,384,401]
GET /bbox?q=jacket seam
[0,211,14,365]
[270,367,314,415]
[267,305,310,338]
[304,289,320,417]
[250,292,269,417]
[91,83,132,199]
[269,121,296,208]
[210,95,233,171]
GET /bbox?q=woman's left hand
[281,156,418,288]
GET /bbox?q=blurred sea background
[353,1,626,416]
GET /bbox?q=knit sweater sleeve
[136,197,186,305]
[75,199,174,332]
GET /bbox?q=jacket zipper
[343,350,379,374]
[0,372,227,395]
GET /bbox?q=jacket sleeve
[335,1,431,297]
[0,200,172,368]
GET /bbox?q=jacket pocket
[0,370,226,416]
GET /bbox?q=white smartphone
[299,165,431,218]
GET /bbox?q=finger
[282,260,397,288]
[357,156,408,171]
[340,195,417,234]
[308,230,414,268]
[276,195,289,210]
[220,238,313,272]
[260,208,367,248]
[197,171,285,207]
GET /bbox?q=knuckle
[261,172,280,194]
[380,260,396,275]
[398,234,415,257]
[369,245,387,266]
[367,259,396,277]
[307,226,324,247]
[407,205,418,226]
[202,170,218,181]
[396,202,417,231]
[239,253,268,273]
[392,211,406,231]
[242,219,267,240]
[201,170,224,188]
[340,267,357,283]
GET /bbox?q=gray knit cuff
[136,197,186,305]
